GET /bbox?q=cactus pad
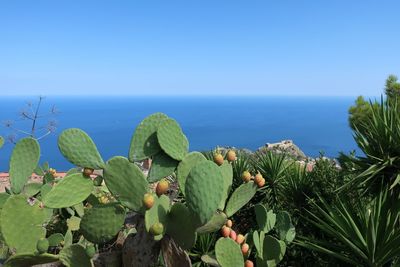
[263,235,286,266]
[157,118,189,161]
[58,128,104,169]
[145,195,170,240]
[185,161,225,226]
[43,173,93,208]
[0,136,4,148]
[215,237,243,267]
[276,211,296,243]
[166,203,196,249]
[9,137,40,194]
[59,244,92,267]
[129,112,168,161]
[0,195,48,253]
[3,253,59,267]
[196,211,227,234]
[177,152,207,196]
[67,216,81,231]
[80,204,125,244]
[48,233,64,247]
[103,156,149,211]
[218,161,233,210]
[23,182,42,197]
[255,204,276,233]
[225,181,257,217]
[148,152,178,183]
[0,193,10,209]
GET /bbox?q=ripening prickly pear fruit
[241,243,249,255]
[48,168,57,177]
[213,153,224,166]
[83,168,94,177]
[244,260,254,267]
[226,219,233,228]
[254,172,263,184]
[85,245,96,258]
[236,234,245,244]
[257,178,265,188]
[156,179,169,196]
[242,171,251,182]
[36,238,49,254]
[227,150,236,162]
[229,229,237,241]
[221,226,231,237]
[150,222,164,235]
[143,193,155,209]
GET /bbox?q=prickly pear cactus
[148,151,178,183]
[80,204,126,244]
[3,253,59,267]
[276,211,296,243]
[215,237,243,267]
[0,195,48,253]
[196,211,227,234]
[225,181,257,217]
[218,161,233,210]
[43,173,93,208]
[58,128,104,169]
[185,161,225,226]
[9,137,40,194]
[255,204,276,233]
[103,156,149,211]
[166,203,196,249]
[176,152,207,195]
[263,235,286,267]
[145,195,170,240]
[129,112,168,161]
[157,117,189,161]
[59,244,92,267]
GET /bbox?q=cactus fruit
[221,226,231,237]
[129,112,168,161]
[176,152,207,195]
[257,178,266,188]
[9,137,40,194]
[254,173,263,184]
[245,260,254,267]
[58,128,104,169]
[215,237,243,267]
[242,171,252,182]
[36,238,49,254]
[150,222,164,235]
[85,245,96,258]
[226,150,236,162]
[226,219,233,228]
[103,156,149,211]
[156,179,169,196]
[48,168,57,177]
[236,234,245,244]
[157,117,189,161]
[242,243,249,255]
[148,152,178,183]
[143,193,155,209]
[225,182,257,217]
[43,173,93,208]
[213,153,224,166]
[83,168,94,177]
[229,230,237,241]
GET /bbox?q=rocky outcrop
[258,140,307,160]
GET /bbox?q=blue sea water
[0,96,360,171]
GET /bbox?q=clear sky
[0,1,399,96]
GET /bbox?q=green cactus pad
[263,235,286,266]
[196,211,227,234]
[103,156,149,211]
[9,137,40,194]
[185,161,225,226]
[276,211,296,243]
[58,128,104,169]
[166,203,196,249]
[80,204,126,244]
[255,204,276,233]
[176,152,207,195]
[0,136,4,148]
[40,183,52,198]
[225,181,257,217]
[215,237,243,267]
[0,195,48,253]
[23,182,42,197]
[157,118,189,161]
[148,152,178,183]
[67,216,81,231]
[218,161,233,210]
[0,193,10,209]
[145,195,170,239]
[48,233,64,247]
[3,253,59,267]
[129,112,169,161]
[36,238,49,253]
[43,173,93,208]
[59,244,92,267]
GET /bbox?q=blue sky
[0,1,399,96]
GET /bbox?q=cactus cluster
[0,112,295,266]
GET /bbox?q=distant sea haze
[0,96,360,171]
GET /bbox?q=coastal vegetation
[0,75,399,266]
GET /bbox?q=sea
[0,96,361,171]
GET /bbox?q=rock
[258,140,307,160]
